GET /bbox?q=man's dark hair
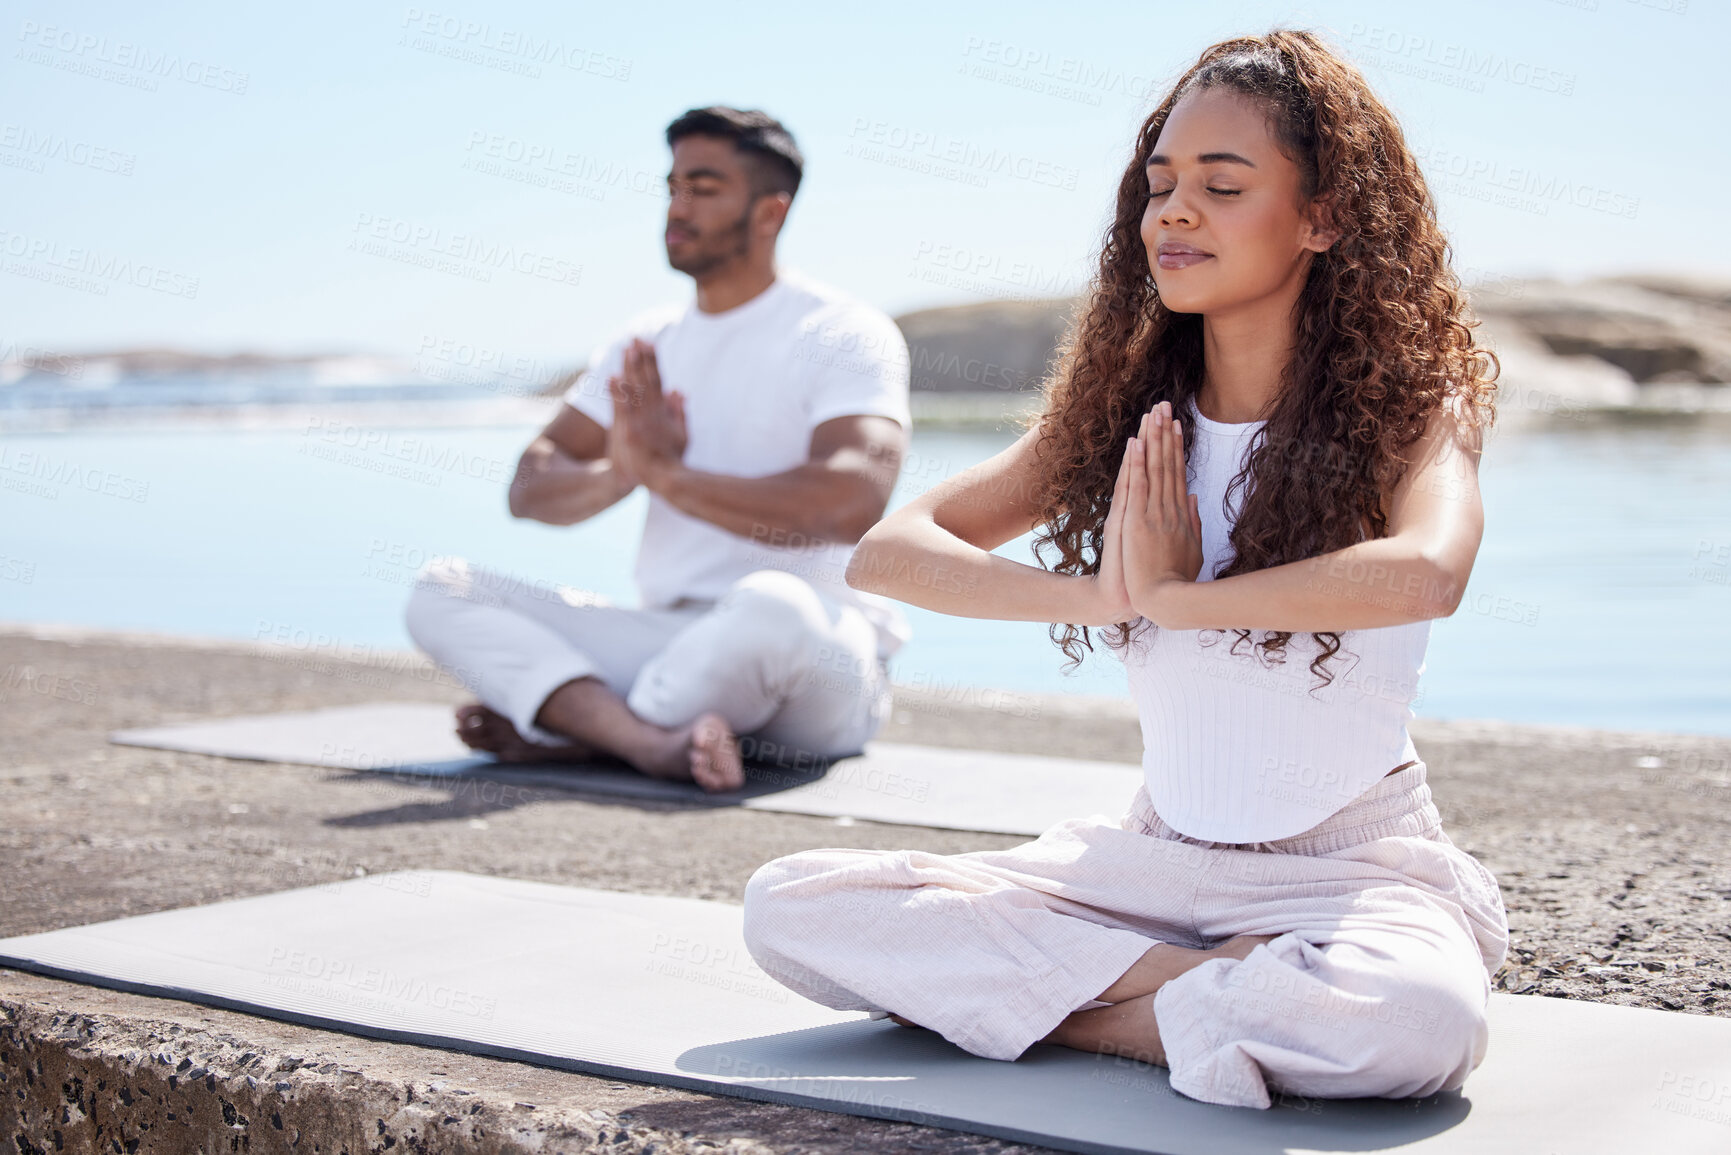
[665,106,803,200]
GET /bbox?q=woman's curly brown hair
[1024,28,1500,687]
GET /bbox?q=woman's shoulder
[1421,387,1489,455]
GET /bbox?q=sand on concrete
[2,624,1728,1153]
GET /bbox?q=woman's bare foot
[1042,992,1166,1066]
[1094,933,1282,1004]
[1212,932,1280,962]
[454,704,603,762]
[894,936,1283,1063]
[636,711,744,793]
[1039,934,1285,1066]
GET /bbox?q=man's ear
[1304,198,1342,253]
[755,191,793,237]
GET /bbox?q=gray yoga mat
[1,872,1725,1154]
[109,702,1145,835]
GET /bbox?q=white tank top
[1122,396,1431,843]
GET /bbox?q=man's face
[664,135,760,278]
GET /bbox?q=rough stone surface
[1,970,1041,1154]
[2,625,1728,1153]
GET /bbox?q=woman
[742,30,1510,1110]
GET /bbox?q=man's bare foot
[454,704,603,763]
[686,712,744,792]
[637,711,744,793]
[464,695,744,792]
[887,1013,925,1029]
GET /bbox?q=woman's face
[1139,87,1338,316]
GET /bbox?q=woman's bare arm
[1139,397,1485,631]
[845,424,1130,625]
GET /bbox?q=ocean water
[2,409,1727,736]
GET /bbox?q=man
[406,106,913,793]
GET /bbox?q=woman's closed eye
[1148,187,1242,197]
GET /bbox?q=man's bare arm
[508,405,637,526]
[644,414,907,547]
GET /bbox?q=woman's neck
[1196,297,1299,424]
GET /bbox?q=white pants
[743,762,1510,1109]
[404,558,892,763]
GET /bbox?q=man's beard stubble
[665,201,754,278]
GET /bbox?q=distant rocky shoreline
[892,273,1731,426]
[5,274,1729,430]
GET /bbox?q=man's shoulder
[776,270,899,331]
[774,270,907,363]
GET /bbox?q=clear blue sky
[3,0,1722,366]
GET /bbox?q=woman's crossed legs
[742,784,1506,1110]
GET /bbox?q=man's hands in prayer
[606,338,688,490]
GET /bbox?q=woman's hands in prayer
[1087,427,1140,624]
[1096,400,1204,626]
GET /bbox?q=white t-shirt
[562,269,914,661]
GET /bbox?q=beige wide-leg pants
[743,761,1509,1109]
[404,558,892,764]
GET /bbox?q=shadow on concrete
[319,754,834,828]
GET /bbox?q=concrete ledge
[2,969,1041,1155]
[3,628,1728,1153]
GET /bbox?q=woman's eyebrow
[1146,151,1257,169]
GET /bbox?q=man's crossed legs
[405,559,890,792]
